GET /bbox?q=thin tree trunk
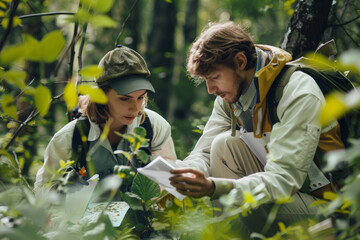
[146,0,177,116]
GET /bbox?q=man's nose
[206,81,217,95]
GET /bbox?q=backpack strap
[267,65,299,125]
[71,116,90,173]
[140,113,153,149]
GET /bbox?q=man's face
[203,64,251,103]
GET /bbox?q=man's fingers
[170,176,204,186]
[171,182,202,192]
[171,168,205,177]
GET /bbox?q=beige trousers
[209,130,322,236]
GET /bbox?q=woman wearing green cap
[34,45,177,192]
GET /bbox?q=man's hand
[169,168,215,198]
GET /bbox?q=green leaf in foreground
[131,173,160,202]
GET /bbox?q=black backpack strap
[267,65,299,125]
[140,113,153,149]
[71,116,90,172]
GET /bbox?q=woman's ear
[234,52,247,70]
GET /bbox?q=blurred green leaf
[23,30,65,63]
[41,30,65,63]
[121,192,143,210]
[1,94,17,120]
[90,15,117,28]
[136,149,149,164]
[34,85,52,116]
[77,84,108,104]
[75,8,91,23]
[81,0,114,13]
[131,173,160,202]
[339,49,360,74]
[134,127,146,138]
[64,82,78,111]
[0,149,17,169]
[4,70,26,89]
[23,34,42,61]
[0,44,26,65]
[1,16,21,29]
[80,65,104,78]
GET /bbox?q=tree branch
[18,11,74,19]
[0,0,20,52]
[4,93,64,151]
[76,23,88,87]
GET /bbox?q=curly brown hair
[186,21,257,81]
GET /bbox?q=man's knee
[211,130,243,153]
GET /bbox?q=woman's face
[106,89,146,129]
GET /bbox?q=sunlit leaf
[3,70,26,89]
[131,173,160,202]
[319,92,348,126]
[1,94,17,120]
[79,65,103,78]
[81,0,114,13]
[23,34,42,62]
[100,117,113,141]
[90,14,117,28]
[75,8,91,23]
[1,16,21,29]
[323,191,338,201]
[278,222,286,232]
[310,199,328,207]
[243,191,256,205]
[77,84,108,104]
[41,30,65,62]
[63,81,78,111]
[0,44,26,65]
[34,85,52,116]
[24,86,36,95]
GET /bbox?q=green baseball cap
[96,45,155,95]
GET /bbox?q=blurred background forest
[0,0,359,186]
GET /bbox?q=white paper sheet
[137,156,186,200]
[240,132,267,166]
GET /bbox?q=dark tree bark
[167,0,199,123]
[280,0,333,59]
[184,0,199,44]
[146,0,177,115]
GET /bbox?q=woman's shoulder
[144,108,170,127]
[52,120,77,140]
